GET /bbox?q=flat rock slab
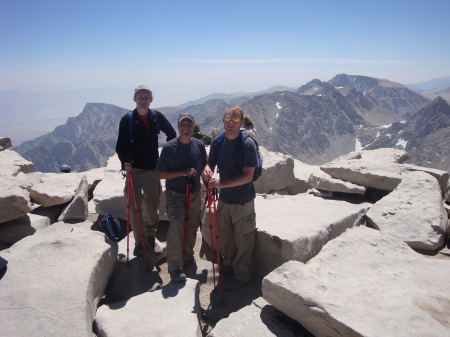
[0,222,117,337]
[262,226,450,337]
[93,155,127,219]
[17,168,105,196]
[0,213,50,246]
[320,160,404,191]
[254,194,371,277]
[321,158,449,193]
[0,178,32,223]
[0,149,34,176]
[334,148,409,164]
[308,171,366,194]
[402,164,449,195]
[29,173,85,207]
[285,159,322,195]
[95,279,202,337]
[253,146,296,194]
[207,297,310,337]
[366,170,448,250]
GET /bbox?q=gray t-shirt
[208,133,258,204]
[157,138,207,194]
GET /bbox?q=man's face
[133,90,152,110]
[178,119,194,137]
[223,110,244,136]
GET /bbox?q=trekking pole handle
[186,175,193,184]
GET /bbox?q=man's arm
[115,116,131,169]
[208,167,255,189]
[157,143,197,179]
[157,168,196,180]
[157,112,176,141]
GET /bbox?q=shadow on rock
[184,260,208,284]
[161,281,186,298]
[204,274,264,324]
[260,304,314,336]
[101,254,162,305]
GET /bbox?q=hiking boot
[223,277,251,292]
[133,243,145,257]
[147,236,163,256]
[170,269,186,283]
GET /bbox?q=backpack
[127,109,159,143]
[97,214,126,242]
[214,131,263,181]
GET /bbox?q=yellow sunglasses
[223,116,242,123]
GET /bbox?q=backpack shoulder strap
[127,111,134,143]
[211,132,226,170]
[239,131,262,181]
[211,132,226,148]
[128,109,159,142]
[217,132,226,145]
[241,131,260,149]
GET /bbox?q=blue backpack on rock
[98,214,125,242]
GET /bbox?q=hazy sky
[1,0,450,108]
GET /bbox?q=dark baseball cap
[178,113,195,123]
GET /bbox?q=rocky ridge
[364,97,450,171]
[14,103,127,172]
[1,141,449,336]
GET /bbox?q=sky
[1,0,450,143]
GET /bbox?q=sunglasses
[223,116,242,123]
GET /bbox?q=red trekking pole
[126,175,131,262]
[126,172,151,268]
[182,176,193,269]
[207,186,216,286]
[207,186,222,297]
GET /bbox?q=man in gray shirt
[202,106,258,291]
[157,113,207,282]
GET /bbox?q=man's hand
[182,168,197,177]
[124,162,133,173]
[208,177,221,188]
[201,166,213,182]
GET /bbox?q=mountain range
[177,86,298,108]
[12,74,450,174]
[15,104,128,172]
[364,96,450,171]
[404,76,450,92]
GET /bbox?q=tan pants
[165,188,202,273]
[124,169,161,245]
[217,199,256,283]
